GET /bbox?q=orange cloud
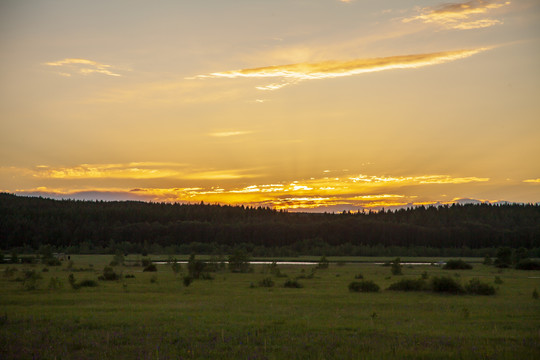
[23,163,260,181]
[404,0,511,30]
[44,58,122,77]
[194,48,489,90]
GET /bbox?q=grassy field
[1,255,539,359]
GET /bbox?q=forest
[1,193,539,256]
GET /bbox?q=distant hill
[1,193,539,255]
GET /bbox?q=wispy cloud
[44,58,122,77]
[17,162,260,181]
[404,0,511,30]
[208,131,253,137]
[194,48,489,90]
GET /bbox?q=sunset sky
[1,0,539,211]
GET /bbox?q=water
[152,261,435,266]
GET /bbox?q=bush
[98,266,120,281]
[391,258,402,275]
[421,271,429,280]
[430,276,464,294]
[354,273,364,279]
[317,256,329,269]
[388,278,427,292]
[171,261,181,275]
[533,289,539,299]
[78,279,98,288]
[515,259,540,270]
[228,250,251,273]
[494,276,503,284]
[258,277,275,287]
[150,275,158,283]
[349,280,380,293]
[284,279,303,288]
[68,274,79,289]
[125,274,136,279]
[465,278,496,295]
[143,264,157,272]
[443,259,472,270]
[183,276,193,287]
[141,258,152,267]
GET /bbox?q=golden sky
[1,0,539,211]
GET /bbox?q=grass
[1,255,539,359]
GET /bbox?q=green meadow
[1,255,539,359]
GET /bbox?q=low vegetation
[443,259,473,270]
[0,255,538,359]
[348,280,380,292]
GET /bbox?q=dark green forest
[1,193,539,257]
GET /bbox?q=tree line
[1,193,539,256]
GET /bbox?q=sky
[1,0,539,212]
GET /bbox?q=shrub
[125,274,136,279]
[171,261,181,275]
[430,276,464,294]
[143,264,157,272]
[98,266,120,281]
[388,278,427,292]
[188,254,207,279]
[183,276,193,287]
[515,259,540,270]
[284,279,303,288]
[391,258,402,275]
[533,289,539,299]
[68,274,79,289]
[443,259,472,270]
[317,256,329,269]
[110,251,125,266]
[150,275,158,283]
[494,247,512,268]
[354,273,364,279]
[494,276,503,284]
[483,255,493,265]
[465,278,496,295]
[78,279,98,288]
[141,258,152,267]
[421,271,429,280]
[228,249,251,273]
[258,277,275,287]
[349,280,380,293]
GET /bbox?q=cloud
[404,1,511,30]
[44,58,122,77]
[10,171,493,211]
[16,162,260,181]
[524,178,540,183]
[194,48,489,90]
[208,131,253,137]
